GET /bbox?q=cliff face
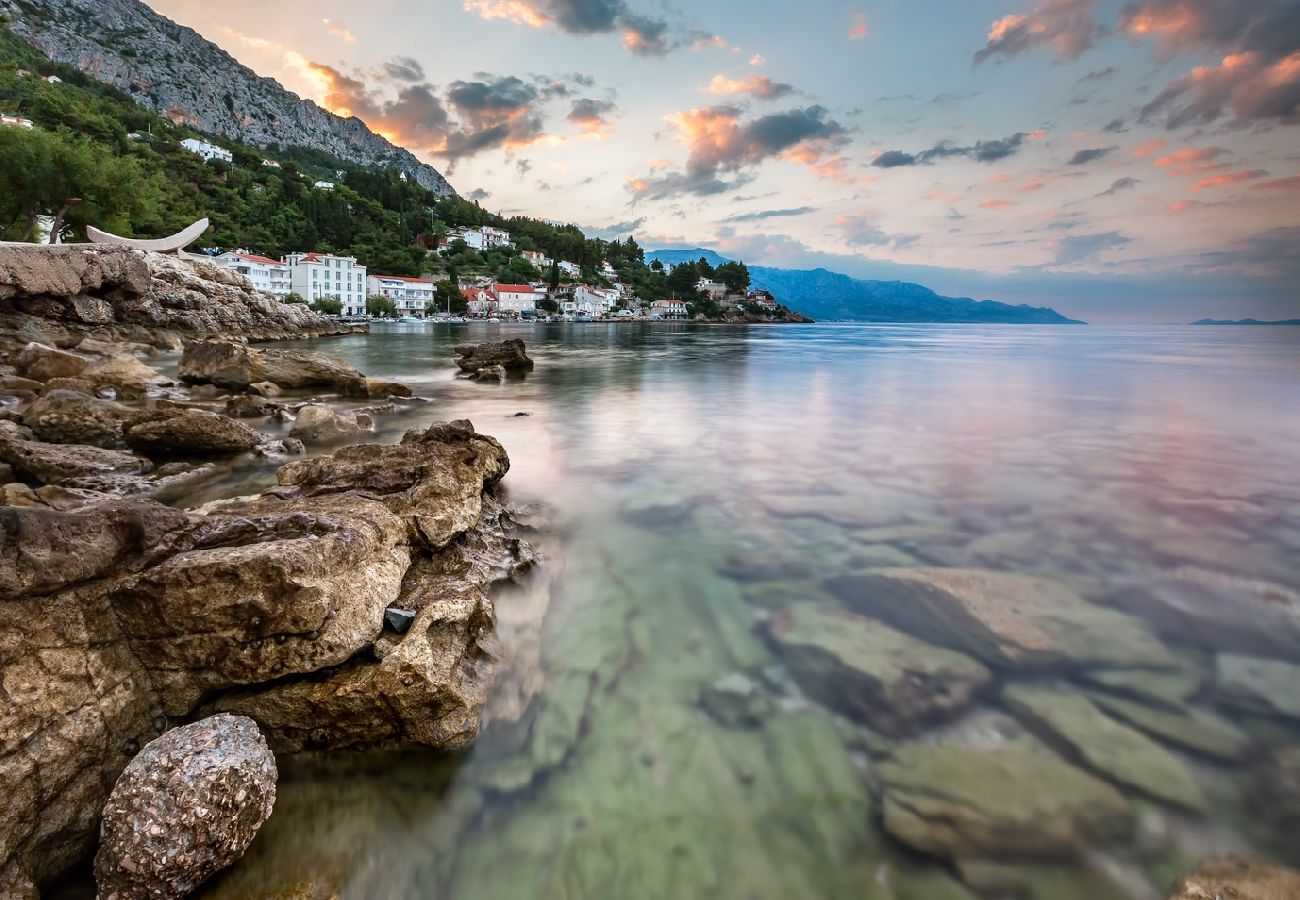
[3,0,456,195]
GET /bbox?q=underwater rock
[699,672,773,728]
[454,339,533,374]
[179,340,366,393]
[1079,666,1204,711]
[288,404,363,444]
[1002,685,1209,813]
[94,715,276,900]
[1088,693,1254,764]
[766,604,992,736]
[1215,655,1300,722]
[1166,856,1300,900]
[1246,745,1300,837]
[877,745,1133,859]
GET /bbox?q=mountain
[1193,318,1300,326]
[647,249,1084,324]
[1,0,455,195]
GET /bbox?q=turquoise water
[196,324,1300,900]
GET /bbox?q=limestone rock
[1080,666,1204,710]
[124,410,261,457]
[22,390,135,447]
[877,746,1133,859]
[288,404,362,444]
[699,672,773,728]
[1088,693,1253,764]
[94,715,276,900]
[81,353,169,397]
[1246,746,1300,835]
[454,339,533,374]
[0,436,150,485]
[766,604,992,736]
[827,568,1174,671]
[470,364,506,383]
[1166,857,1300,900]
[1216,655,1300,722]
[354,378,413,399]
[1107,568,1300,661]
[224,395,282,419]
[180,341,365,392]
[14,342,90,382]
[1002,685,1209,813]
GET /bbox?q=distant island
[1192,318,1300,326]
[647,250,1084,325]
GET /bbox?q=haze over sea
[179,321,1300,900]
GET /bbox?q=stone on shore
[21,390,135,448]
[13,341,90,382]
[1002,685,1209,813]
[1166,857,1300,900]
[179,340,366,392]
[826,568,1175,671]
[877,746,1133,859]
[766,604,992,736]
[0,435,150,485]
[288,404,363,443]
[1215,655,1300,722]
[454,339,533,374]
[94,715,276,900]
[1107,568,1300,661]
[124,410,261,457]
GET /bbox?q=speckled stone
[94,715,277,899]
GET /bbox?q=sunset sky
[145,0,1300,322]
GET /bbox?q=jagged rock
[1166,857,1300,900]
[180,340,367,393]
[454,339,534,374]
[288,404,362,443]
[1247,746,1300,835]
[1216,655,1300,721]
[827,568,1175,671]
[383,607,416,634]
[21,390,134,447]
[224,395,282,419]
[0,435,150,485]
[14,341,89,382]
[766,604,991,736]
[1088,693,1253,763]
[1107,568,1300,661]
[354,378,414,399]
[0,419,526,891]
[94,715,276,900]
[124,410,261,456]
[0,246,356,353]
[1002,685,1209,813]
[469,364,506,383]
[877,746,1133,859]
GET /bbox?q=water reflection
[199,324,1300,900]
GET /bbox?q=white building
[491,283,539,317]
[521,250,552,270]
[0,115,34,129]
[601,259,618,279]
[43,75,62,84]
[285,252,368,317]
[180,138,233,163]
[480,226,513,250]
[368,274,436,316]
[314,181,336,191]
[651,298,689,319]
[262,159,281,169]
[213,251,292,300]
[557,260,581,278]
[697,279,729,301]
[574,285,618,316]
[462,288,494,317]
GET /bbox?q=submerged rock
[1216,655,1300,722]
[1246,746,1300,836]
[1080,666,1204,711]
[1002,685,1209,813]
[288,404,363,443]
[1088,693,1253,764]
[876,746,1133,859]
[698,672,773,728]
[21,390,134,447]
[94,715,276,900]
[827,568,1175,671]
[179,340,366,393]
[123,409,261,457]
[766,604,992,736]
[454,339,533,374]
[1166,856,1300,900]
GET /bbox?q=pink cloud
[849,11,870,40]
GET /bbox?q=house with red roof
[213,251,292,300]
[367,274,436,317]
[491,283,540,317]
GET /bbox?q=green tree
[284,292,306,304]
[714,261,751,294]
[436,279,466,315]
[366,295,397,317]
[310,296,343,315]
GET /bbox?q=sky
[143,0,1300,323]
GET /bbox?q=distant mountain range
[1193,318,1300,326]
[2,0,455,195]
[646,249,1084,324]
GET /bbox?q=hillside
[1193,318,1300,326]
[647,249,1084,325]
[1,0,454,195]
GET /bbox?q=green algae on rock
[1087,693,1254,764]
[1002,685,1210,813]
[1216,655,1300,722]
[1079,666,1205,711]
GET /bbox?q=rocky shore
[0,248,538,897]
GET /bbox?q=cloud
[628,105,848,199]
[1153,145,1229,176]
[1052,231,1131,265]
[1077,66,1116,83]
[872,132,1030,167]
[568,97,619,138]
[1190,225,1300,276]
[974,0,1103,65]
[981,198,1017,209]
[322,19,357,44]
[1139,50,1300,128]
[442,75,559,160]
[467,187,492,201]
[721,207,817,223]
[462,0,676,55]
[749,54,766,66]
[583,217,648,239]
[1098,176,1140,195]
[1131,138,1169,157]
[1069,146,1117,165]
[381,57,426,82]
[1252,175,1300,193]
[835,214,918,249]
[1189,168,1268,191]
[850,11,871,40]
[702,74,795,100]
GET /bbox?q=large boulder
[14,341,90,382]
[454,339,534,374]
[288,404,363,444]
[826,568,1175,671]
[94,715,276,900]
[1106,568,1300,661]
[21,390,135,448]
[876,746,1133,859]
[1002,685,1209,813]
[1166,857,1300,900]
[124,410,261,457]
[0,419,529,892]
[0,435,150,485]
[81,352,169,398]
[179,341,365,393]
[766,603,992,736]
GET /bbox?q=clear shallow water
[192,323,1300,900]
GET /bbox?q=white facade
[314,181,336,191]
[651,299,689,319]
[557,260,581,278]
[697,279,729,301]
[574,285,618,316]
[214,252,292,299]
[492,284,539,316]
[285,252,368,317]
[521,250,553,270]
[368,275,435,316]
[180,138,233,163]
[0,115,34,129]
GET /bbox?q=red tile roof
[373,274,432,283]
[230,252,283,266]
[493,284,537,294]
